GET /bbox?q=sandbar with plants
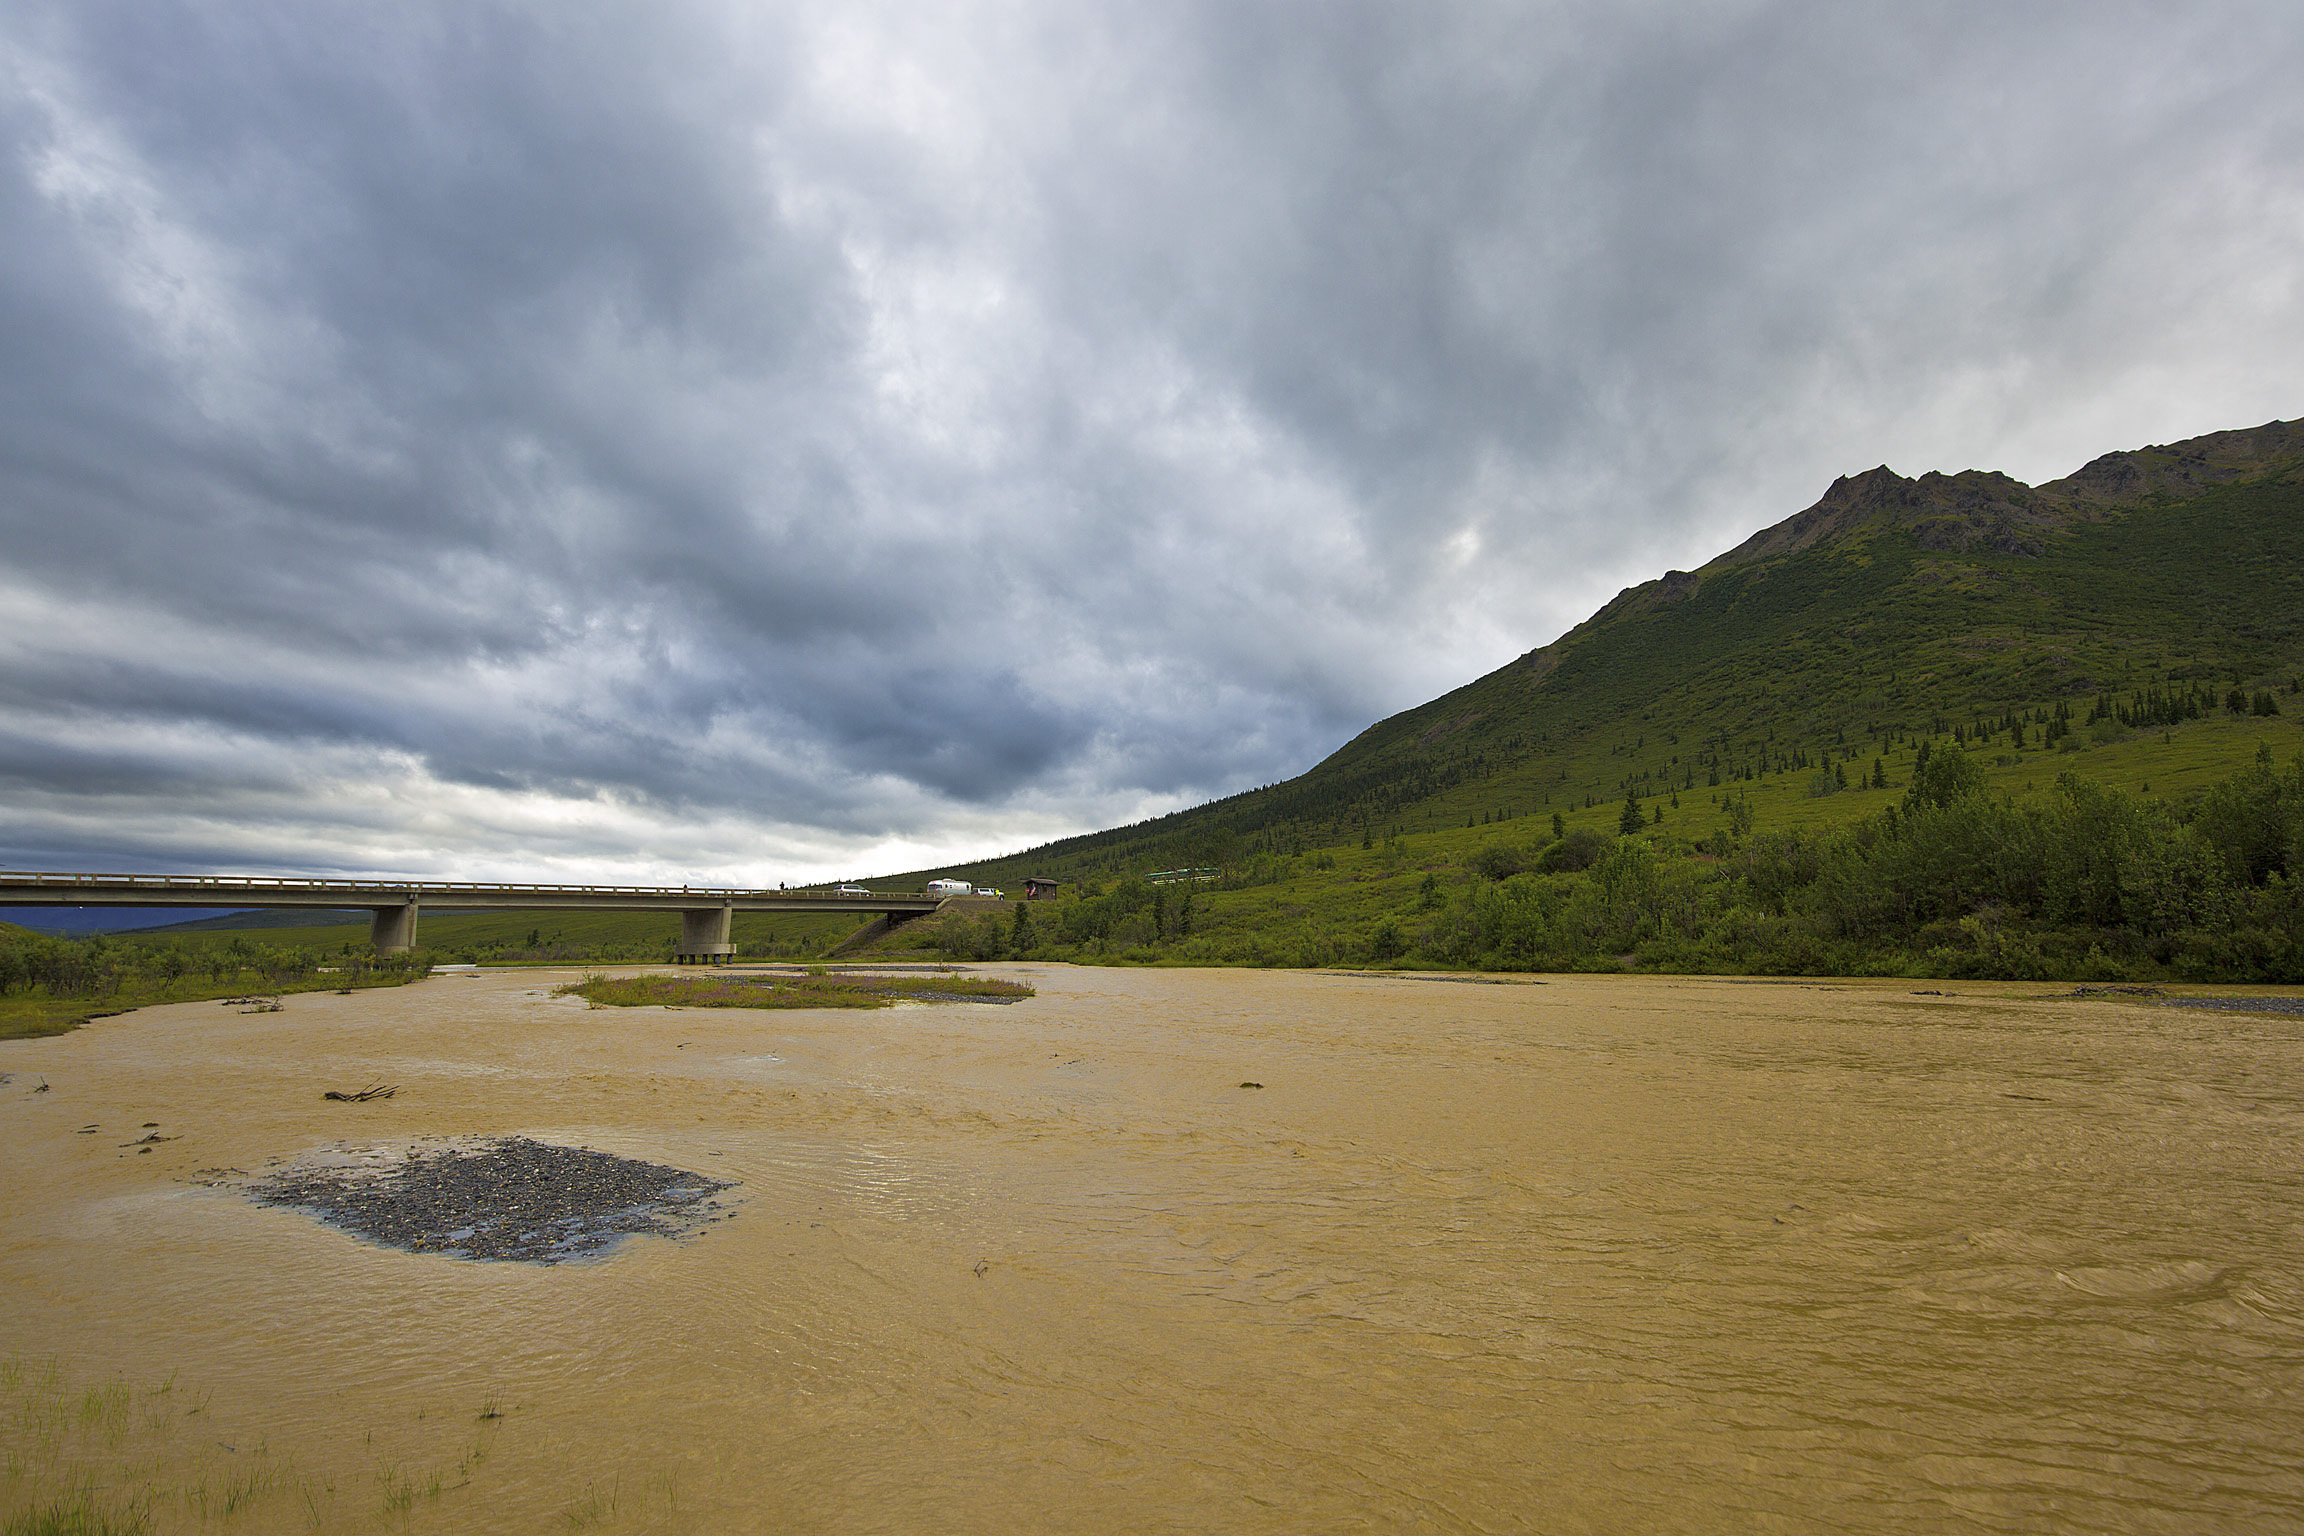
[558,970,1034,1010]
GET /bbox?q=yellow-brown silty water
[3,966,2299,1533]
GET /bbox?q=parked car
[974,886,1003,898]
[836,884,870,896]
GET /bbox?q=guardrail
[0,871,929,901]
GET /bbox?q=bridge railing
[0,871,934,901]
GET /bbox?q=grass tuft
[3,1490,149,1536]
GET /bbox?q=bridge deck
[0,871,942,916]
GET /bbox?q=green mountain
[24,421,2300,982]
[922,417,2304,888]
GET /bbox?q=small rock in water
[247,1136,733,1264]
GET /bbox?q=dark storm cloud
[1,0,2299,879]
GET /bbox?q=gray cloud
[2,0,2300,880]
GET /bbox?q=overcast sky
[2,0,2299,885]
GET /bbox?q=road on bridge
[0,871,948,961]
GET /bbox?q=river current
[3,966,2298,1533]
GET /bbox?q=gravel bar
[2158,996,2304,1015]
[249,1136,732,1263]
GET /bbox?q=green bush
[1535,828,1612,873]
[1467,841,1527,879]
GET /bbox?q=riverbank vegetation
[0,928,423,1041]
[923,745,2304,982]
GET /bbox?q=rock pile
[249,1136,730,1263]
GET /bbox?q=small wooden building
[1021,877,1065,901]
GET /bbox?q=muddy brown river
[3,967,2299,1533]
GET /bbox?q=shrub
[1536,828,1612,873]
[1468,842,1527,879]
[1366,916,1407,962]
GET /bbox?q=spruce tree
[1618,788,1645,836]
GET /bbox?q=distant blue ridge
[0,907,335,934]
[1,907,512,935]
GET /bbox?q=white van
[974,887,1003,899]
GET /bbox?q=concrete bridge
[0,871,947,962]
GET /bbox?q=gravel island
[249,1136,731,1263]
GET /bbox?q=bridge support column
[370,900,419,955]
[677,904,734,965]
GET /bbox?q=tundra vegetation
[927,744,2304,982]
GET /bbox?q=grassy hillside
[899,419,2304,891]
[823,418,2304,983]
[884,718,2303,979]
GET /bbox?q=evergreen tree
[1551,810,1566,838]
[1618,788,1645,836]
[1905,743,1986,811]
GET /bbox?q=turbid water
[2,966,2299,1533]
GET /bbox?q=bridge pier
[677,904,734,964]
[370,900,419,954]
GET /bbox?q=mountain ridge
[1541,417,2304,683]
[888,415,2303,889]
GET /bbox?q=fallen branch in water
[322,1083,396,1102]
